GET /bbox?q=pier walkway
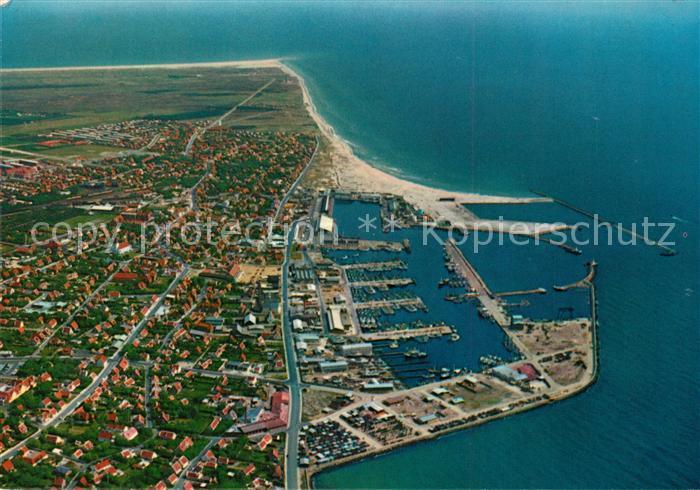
[354,297,425,311]
[349,278,414,288]
[341,260,406,271]
[531,190,676,255]
[325,237,406,252]
[553,260,597,291]
[444,239,509,326]
[495,287,547,297]
[361,324,453,341]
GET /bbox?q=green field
[1,65,314,144]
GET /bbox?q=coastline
[305,280,599,489]
[277,61,565,235]
[279,60,599,488]
[2,57,560,234]
[0,59,282,72]
[3,58,602,488]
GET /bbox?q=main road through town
[281,220,303,489]
[0,263,189,463]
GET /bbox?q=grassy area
[28,143,126,158]
[63,211,116,227]
[1,66,313,144]
[302,388,339,422]
[1,207,115,243]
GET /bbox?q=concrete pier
[326,237,406,252]
[354,297,426,311]
[444,239,509,326]
[495,287,547,297]
[342,260,407,271]
[350,278,415,288]
[531,190,677,255]
[553,260,597,291]
[361,324,453,341]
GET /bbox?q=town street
[281,221,303,489]
[0,265,189,463]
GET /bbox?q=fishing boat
[479,355,502,368]
[404,348,427,359]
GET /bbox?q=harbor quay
[0,63,603,489]
[285,190,599,485]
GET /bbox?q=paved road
[183,79,275,156]
[281,221,303,489]
[32,259,132,354]
[302,248,330,334]
[189,162,211,212]
[186,367,286,386]
[272,137,319,225]
[0,265,188,463]
[174,437,221,490]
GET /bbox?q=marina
[354,297,426,311]
[324,237,407,252]
[341,259,407,271]
[360,324,454,341]
[444,238,510,326]
[1,3,697,487]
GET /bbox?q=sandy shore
[276,62,562,234]
[0,59,282,72]
[3,57,560,234]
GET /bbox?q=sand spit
[3,57,560,234]
[277,62,560,234]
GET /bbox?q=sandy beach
[3,57,561,234]
[277,62,564,235]
[0,59,282,72]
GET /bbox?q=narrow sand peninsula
[3,58,561,234]
[277,62,563,235]
[0,59,282,72]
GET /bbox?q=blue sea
[2,1,698,487]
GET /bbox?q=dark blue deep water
[2,1,698,487]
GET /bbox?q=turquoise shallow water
[2,1,699,487]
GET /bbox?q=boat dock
[341,260,407,271]
[354,297,426,311]
[361,324,453,341]
[494,287,547,297]
[444,239,509,326]
[326,237,407,252]
[350,278,415,288]
[444,292,479,303]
